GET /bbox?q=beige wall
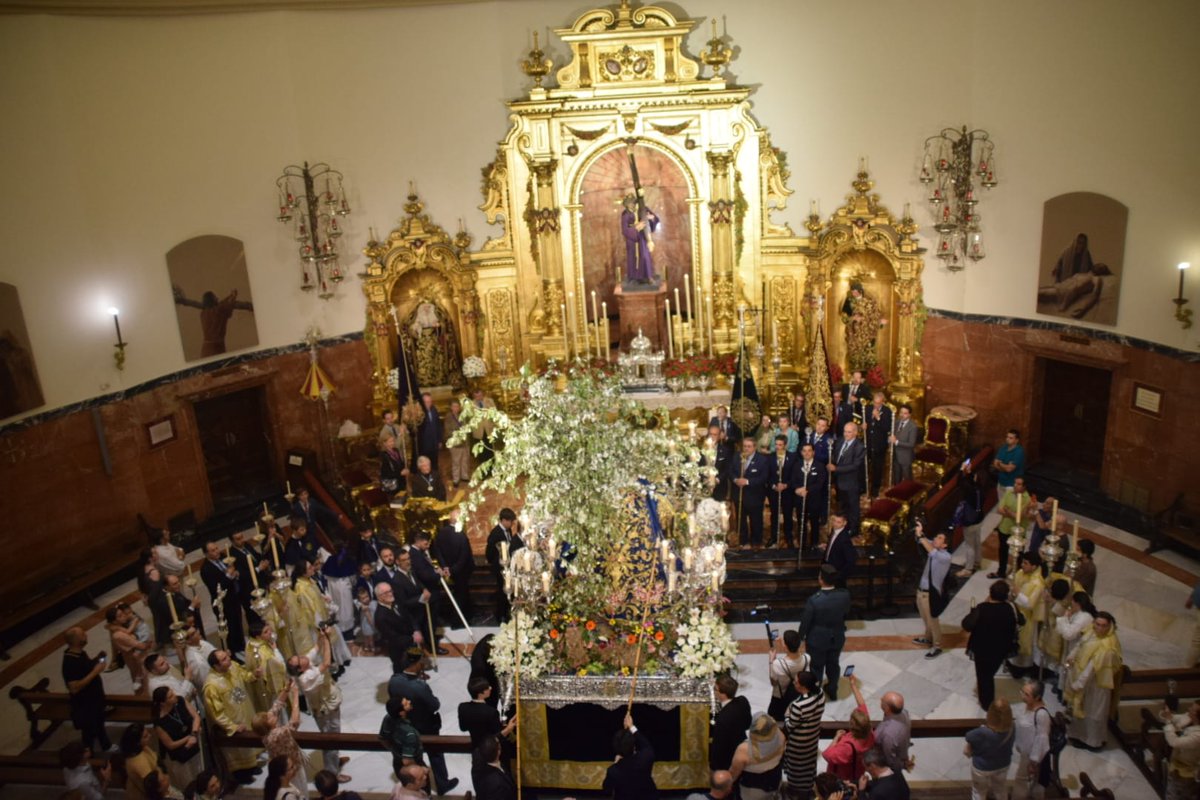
[1,0,1197,418]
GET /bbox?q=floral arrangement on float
[451,364,738,688]
[461,355,488,379]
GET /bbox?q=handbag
[961,600,981,632]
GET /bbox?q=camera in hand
[317,620,330,631]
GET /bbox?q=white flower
[462,355,488,379]
[673,610,738,679]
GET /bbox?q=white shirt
[148,665,195,702]
[186,640,216,691]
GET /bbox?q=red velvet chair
[914,412,953,482]
[861,497,906,548]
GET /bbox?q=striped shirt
[783,690,826,791]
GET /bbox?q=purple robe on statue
[622,206,658,283]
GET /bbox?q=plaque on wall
[1131,382,1163,419]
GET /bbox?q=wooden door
[192,386,275,513]
[1038,359,1111,476]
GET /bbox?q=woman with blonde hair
[729,712,785,799]
[821,674,874,782]
[964,697,1016,800]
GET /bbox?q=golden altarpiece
[361,0,928,420]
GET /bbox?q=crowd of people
[50,391,1196,800]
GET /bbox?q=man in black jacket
[199,541,245,654]
[828,421,866,533]
[602,713,658,800]
[417,393,442,469]
[709,674,752,770]
[798,565,852,701]
[435,510,475,624]
[820,512,859,584]
[388,651,458,795]
[473,735,517,800]
[373,582,419,672]
[484,509,523,623]
[859,746,910,799]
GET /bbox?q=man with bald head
[686,769,734,799]
[828,421,866,534]
[374,581,420,672]
[62,626,111,752]
[874,691,912,774]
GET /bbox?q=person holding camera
[768,629,810,721]
[62,626,112,753]
[287,624,350,783]
[913,520,953,659]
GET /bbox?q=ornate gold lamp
[701,19,731,77]
[919,126,997,271]
[275,162,352,298]
[521,31,553,89]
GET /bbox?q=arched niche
[166,234,258,362]
[570,140,699,323]
[361,196,480,417]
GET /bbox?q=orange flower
[585,620,597,631]
[654,631,665,641]
[549,629,560,640]
[626,634,638,644]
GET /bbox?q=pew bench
[9,678,154,748]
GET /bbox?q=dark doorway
[1038,359,1111,477]
[192,386,275,514]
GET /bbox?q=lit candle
[504,573,512,595]
[659,538,670,563]
[262,502,269,516]
[601,301,609,360]
[247,554,260,590]
[108,308,124,346]
[668,570,677,593]
[711,572,719,593]
[560,303,569,358]
[1015,492,1022,523]
[168,592,180,625]
[683,547,694,571]
[1071,519,1079,552]
[688,420,697,439]
[286,480,292,495]
[687,513,696,538]
[665,297,674,358]
[541,571,551,595]
[1180,262,1192,302]
[591,291,600,358]
[1051,499,1059,533]
[809,199,818,217]
[500,541,510,565]
[547,537,557,562]
[673,286,682,326]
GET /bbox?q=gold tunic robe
[202,663,261,771]
[243,636,288,713]
[1012,568,1046,660]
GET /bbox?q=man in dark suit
[844,370,871,406]
[890,403,917,484]
[864,393,893,499]
[709,674,752,770]
[354,527,383,569]
[602,713,659,800]
[821,512,858,583]
[728,437,769,548]
[199,540,246,654]
[283,517,323,567]
[417,392,442,470]
[434,510,475,625]
[484,508,524,623]
[708,405,742,447]
[150,573,205,645]
[374,546,400,587]
[473,735,516,800]
[410,530,449,620]
[798,564,852,700]
[831,390,856,433]
[393,549,447,656]
[767,435,799,548]
[828,421,866,533]
[229,530,269,627]
[789,392,809,433]
[792,443,828,551]
[707,424,735,503]
[373,582,419,672]
[291,487,339,539]
[859,746,911,799]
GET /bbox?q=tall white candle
[706,292,714,356]
[591,291,600,360]
[601,302,609,361]
[684,273,694,326]
[560,303,569,358]
[665,297,674,358]
[567,292,576,358]
[668,570,677,593]
[673,286,682,332]
[773,319,779,349]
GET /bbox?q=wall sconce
[1175,262,1193,329]
[108,306,127,369]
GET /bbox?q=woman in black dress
[965,579,1020,711]
[379,434,409,498]
[152,685,202,790]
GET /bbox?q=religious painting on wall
[0,282,45,420]
[167,234,258,361]
[578,143,694,320]
[1036,192,1127,325]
